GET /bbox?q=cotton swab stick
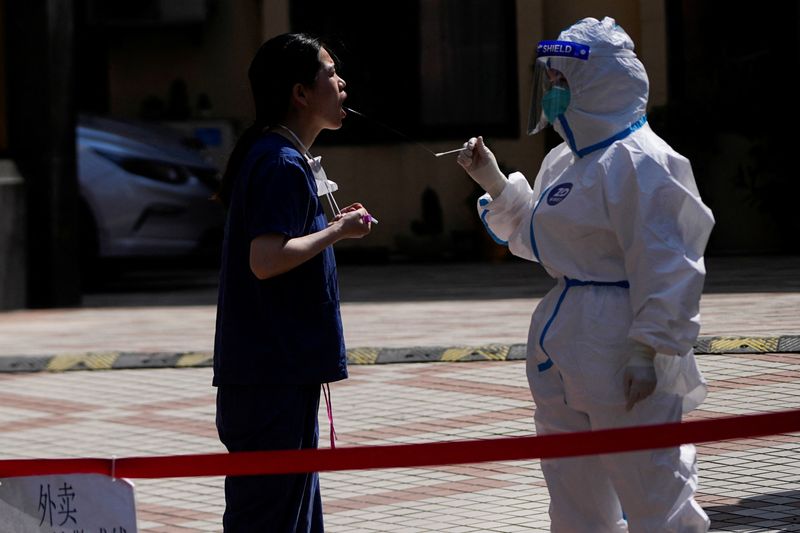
[433,147,464,157]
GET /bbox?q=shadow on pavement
[81,256,220,307]
[80,254,800,308]
[705,489,800,531]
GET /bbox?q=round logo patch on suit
[547,183,573,206]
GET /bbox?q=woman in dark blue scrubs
[212,33,372,532]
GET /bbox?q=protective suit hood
[546,17,649,157]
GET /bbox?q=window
[291,0,518,144]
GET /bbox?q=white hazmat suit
[462,17,714,532]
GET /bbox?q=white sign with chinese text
[0,474,137,532]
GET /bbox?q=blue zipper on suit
[537,276,630,372]
[528,182,629,370]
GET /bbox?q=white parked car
[77,115,226,262]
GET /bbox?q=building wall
[107,1,262,123]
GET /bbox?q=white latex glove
[623,342,657,411]
[457,136,507,199]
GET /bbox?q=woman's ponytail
[212,120,265,208]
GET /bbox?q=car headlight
[95,150,190,185]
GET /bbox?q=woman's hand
[623,343,657,411]
[333,203,372,239]
[333,202,364,220]
[250,203,373,279]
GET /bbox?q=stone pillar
[5,0,81,307]
[0,160,26,310]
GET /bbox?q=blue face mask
[541,86,570,123]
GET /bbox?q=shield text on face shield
[527,40,590,136]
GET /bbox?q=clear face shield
[527,40,591,136]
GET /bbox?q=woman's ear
[291,82,309,108]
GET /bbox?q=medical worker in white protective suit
[458,17,714,532]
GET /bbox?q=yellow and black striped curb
[0,336,797,373]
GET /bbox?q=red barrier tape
[2,409,799,479]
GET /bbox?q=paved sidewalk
[1,358,800,532]
[0,256,799,531]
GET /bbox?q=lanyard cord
[322,383,337,449]
[277,124,341,216]
[277,124,311,157]
[278,125,339,448]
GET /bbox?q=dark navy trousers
[216,384,323,532]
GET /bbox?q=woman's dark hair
[214,33,325,207]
